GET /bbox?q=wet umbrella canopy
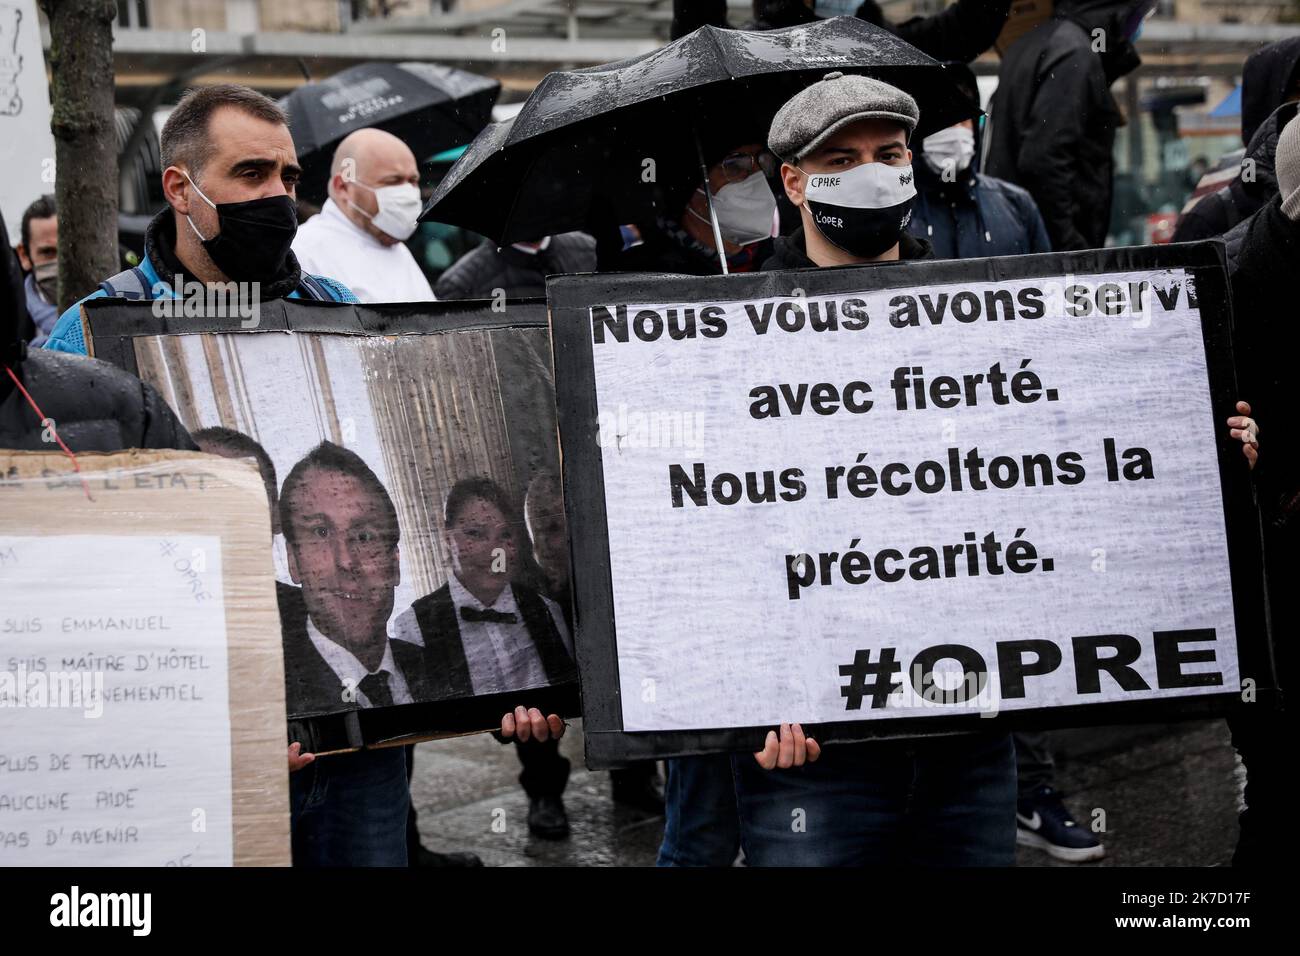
[282,62,501,204]
[421,17,978,245]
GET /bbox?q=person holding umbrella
[596,124,779,277]
[292,128,435,303]
[420,17,975,266]
[727,71,1018,866]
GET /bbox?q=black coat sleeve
[1172,193,1230,243]
[1229,197,1300,517]
[434,246,498,301]
[893,0,1012,63]
[138,380,198,451]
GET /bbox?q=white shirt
[305,615,413,707]
[393,575,572,697]
[292,198,436,304]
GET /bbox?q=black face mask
[801,162,917,259]
[184,171,298,282]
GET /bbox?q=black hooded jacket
[984,0,1145,251]
[0,210,195,453]
[1174,102,1300,244]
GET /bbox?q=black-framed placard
[548,243,1277,770]
[85,297,579,751]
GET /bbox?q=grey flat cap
[768,71,919,162]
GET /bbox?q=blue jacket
[908,163,1051,261]
[44,244,356,356]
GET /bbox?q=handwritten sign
[0,451,289,865]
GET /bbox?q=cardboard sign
[85,299,578,752]
[549,244,1273,767]
[0,450,289,866]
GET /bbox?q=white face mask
[921,126,976,178]
[688,170,778,246]
[798,161,917,258]
[348,181,422,241]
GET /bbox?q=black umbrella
[420,17,978,254]
[282,61,501,204]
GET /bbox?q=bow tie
[460,606,518,625]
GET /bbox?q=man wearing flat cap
[764,70,931,268]
[717,71,1019,868]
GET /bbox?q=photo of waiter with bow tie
[393,476,576,700]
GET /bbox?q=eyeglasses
[717,151,779,183]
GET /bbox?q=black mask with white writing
[800,162,916,259]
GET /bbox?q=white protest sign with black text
[550,247,1266,762]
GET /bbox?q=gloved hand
[1277,113,1300,221]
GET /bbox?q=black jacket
[0,349,197,452]
[671,0,1012,64]
[853,0,1012,64]
[909,159,1051,259]
[1225,196,1298,695]
[2,207,193,453]
[1241,38,1300,150]
[762,226,933,271]
[1173,102,1299,244]
[433,233,597,300]
[985,1,1143,251]
[1226,197,1300,503]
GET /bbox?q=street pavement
[408,718,1241,867]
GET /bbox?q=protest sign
[0,450,289,866]
[0,0,56,247]
[549,243,1273,767]
[84,299,578,751]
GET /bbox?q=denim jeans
[731,732,1017,866]
[657,754,742,866]
[291,746,410,867]
[1013,730,1057,797]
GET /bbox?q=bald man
[293,128,436,302]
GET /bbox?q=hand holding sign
[753,723,822,770]
[500,705,566,743]
[1227,401,1258,470]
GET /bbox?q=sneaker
[528,795,570,839]
[1016,784,1106,863]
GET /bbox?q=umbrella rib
[703,25,737,84]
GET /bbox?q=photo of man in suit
[393,476,576,700]
[278,440,425,714]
